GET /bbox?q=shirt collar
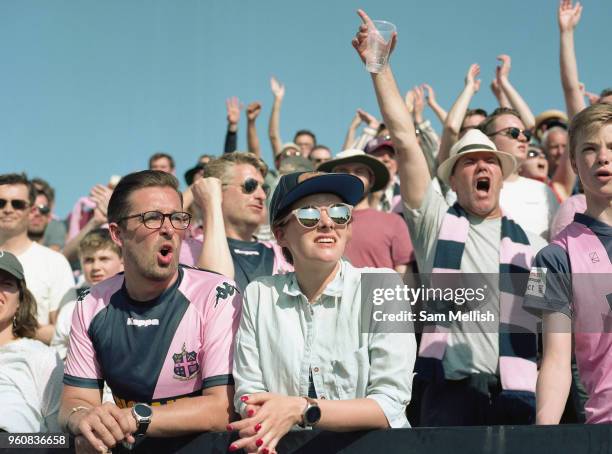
[283,259,346,299]
[574,213,612,237]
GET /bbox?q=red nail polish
[256,439,263,447]
[254,423,262,432]
[262,449,269,454]
[226,424,233,431]
[229,444,238,452]
[240,395,249,402]
[247,409,255,417]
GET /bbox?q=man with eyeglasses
[481,108,560,239]
[0,173,74,345]
[59,170,241,452]
[180,152,292,292]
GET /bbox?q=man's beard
[27,227,46,243]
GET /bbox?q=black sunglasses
[224,178,270,196]
[283,203,353,228]
[0,199,29,210]
[490,127,532,142]
[118,211,192,230]
[34,204,51,215]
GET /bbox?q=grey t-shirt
[403,182,546,380]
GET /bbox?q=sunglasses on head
[0,199,29,210]
[283,203,352,229]
[224,178,270,196]
[490,127,532,142]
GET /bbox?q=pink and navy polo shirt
[64,265,241,408]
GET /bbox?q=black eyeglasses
[489,127,532,142]
[0,199,29,210]
[118,211,192,230]
[34,204,51,215]
[283,203,353,228]
[223,178,270,196]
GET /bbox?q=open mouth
[157,244,174,265]
[475,177,490,194]
[315,236,336,245]
[595,169,612,181]
[537,163,546,170]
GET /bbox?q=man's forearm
[268,99,282,156]
[438,85,475,165]
[247,120,261,158]
[224,128,238,154]
[147,392,234,436]
[429,101,447,124]
[371,67,430,209]
[499,78,535,129]
[536,357,572,424]
[560,31,586,120]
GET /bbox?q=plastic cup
[365,20,396,74]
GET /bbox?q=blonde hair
[569,103,612,160]
[204,152,268,182]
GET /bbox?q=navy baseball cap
[0,250,25,282]
[269,171,364,225]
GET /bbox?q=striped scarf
[416,203,538,393]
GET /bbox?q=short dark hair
[0,173,36,205]
[79,228,122,259]
[480,107,523,135]
[293,130,317,144]
[31,177,55,205]
[148,152,175,170]
[107,170,182,224]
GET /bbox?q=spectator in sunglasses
[0,173,74,345]
[31,178,67,252]
[181,152,292,291]
[308,145,332,166]
[230,171,416,454]
[520,146,549,182]
[482,108,560,239]
[27,189,52,246]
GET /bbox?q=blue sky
[2,0,610,216]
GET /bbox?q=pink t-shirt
[344,208,414,269]
[64,266,241,407]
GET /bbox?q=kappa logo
[172,343,200,380]
[215,282,237,307]
[589,252,600,263]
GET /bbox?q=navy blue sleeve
[523,243,572,318]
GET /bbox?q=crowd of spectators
[1,2,611,453]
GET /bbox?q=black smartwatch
[132,403,153,437]
[299,397,321,428]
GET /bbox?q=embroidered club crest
[172,343,199,380]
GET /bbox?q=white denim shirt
[233,259,416,428]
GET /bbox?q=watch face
[134,403,153,419]
[305,405,321,425]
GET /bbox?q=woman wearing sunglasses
[229,171,416,454]
[0,251,63,432]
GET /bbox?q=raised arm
[437,64,481,166]
[558,0,585,120]
[342,111,362,150]
[350,109,381,150]
[268,77,285,156]
[352,9,429,209]
[423,84,447,124]
[224,97,241,154]
[246,102,262,158]
[491,78,511,108]
[192,178,235,279]
[536,312,572,424]
[496,54,535,129]
[414,85,441,175]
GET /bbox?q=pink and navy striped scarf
[416,202,538,393]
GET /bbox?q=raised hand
[422,84,436,106]
[357,108,380,129]
[226,97,242,126]
[89,184,112,226]
[247,102,262,121]
[465,63,481,92]
[270,77,285,100]
[404,89,415,113]
[351,9,397,64]
[191,177,223,212]
[558,0,582,32]
[496,55,511,82]
[579,83,600,105]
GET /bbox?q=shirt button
[313,367,320,373]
